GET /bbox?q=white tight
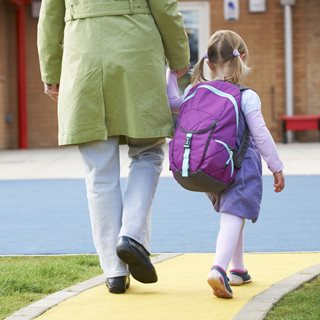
[78,137,165,278]
[214,213,246,272]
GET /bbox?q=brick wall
[207,0,319,141]
[5,1,58,149]
[0,1,9,148]
[26,10,58,148]
[305,0,320,115]
[6,3,18,148]
[209,0,286,141]
[292,0,319,141]
[1,0,319,148]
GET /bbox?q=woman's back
[38,0,190,145]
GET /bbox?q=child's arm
[166,69,184,113]
[246,111,283,172]
[245,110,285,192]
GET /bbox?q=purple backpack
[169,80,249,193]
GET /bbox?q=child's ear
[207,60,215,71]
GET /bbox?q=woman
[38,0,189,294]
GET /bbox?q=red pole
[11,0,30,149]
[16,4,28,149]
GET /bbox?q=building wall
[194,0,319,141]
[5,1,58,149]
[305,0,320,115]
[7,3,18,148]
[26,9,58,148]
[1,0,320,149]
[291,0,319,140]
[0,1,9,148]
[209,0,286,140]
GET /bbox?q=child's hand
[273,171,285,193]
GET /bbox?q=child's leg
[214,213,244,271]
[207,213,244,298]
[230,219,246,271]
[228,220,252,285]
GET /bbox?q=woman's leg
[119,137,165,251]
[78,137,127,278]
[214,213,244,271]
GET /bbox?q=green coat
[37,0,190,145]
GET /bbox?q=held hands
[174,67,189,79]
[44,83,59,102]
[273,171,285,193]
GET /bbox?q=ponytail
[226,54,251,84]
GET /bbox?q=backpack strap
[234,122,250,168]
[233,86,250,169]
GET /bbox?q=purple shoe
[229,269,252,286]
[207,265,233,299]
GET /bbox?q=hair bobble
[202,53,208,59]
[232,49,240,57]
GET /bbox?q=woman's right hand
[273,171,285,193]
[174,67,189,79]
[44,83,59,102]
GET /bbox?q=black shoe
[105,276,130,294]
[116,236,158,284]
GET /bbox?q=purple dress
[207,108,262,223]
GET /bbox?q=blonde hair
[191,30,251,85]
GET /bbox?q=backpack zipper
[215,139,234,177]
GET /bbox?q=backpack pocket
[201,138,235,185]
[169,121,217,174]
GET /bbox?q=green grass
[265,276,320,320]
[0,255,102,320]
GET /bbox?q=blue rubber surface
[0,176,319,254]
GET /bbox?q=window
[177,2,210,90]
[178,1,210,67]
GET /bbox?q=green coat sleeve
[147,0,190,70]
[37,0,65,84]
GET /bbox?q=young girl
[167,30,285,299]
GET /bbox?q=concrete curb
[4,253,182,320]
[233,263,320,320]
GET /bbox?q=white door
[178,1,210,67]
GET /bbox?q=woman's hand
[174,67,189,79]
[44,83,59,102]
[273,171,285,193]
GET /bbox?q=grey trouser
[78,137,165,277]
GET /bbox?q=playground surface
[1,142,320,320]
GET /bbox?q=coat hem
[59,130,109,146]
[58,128,173,146]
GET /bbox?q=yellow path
[37,253,320,320]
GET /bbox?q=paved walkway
[1,142,320,320]
[0,142,320,180]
